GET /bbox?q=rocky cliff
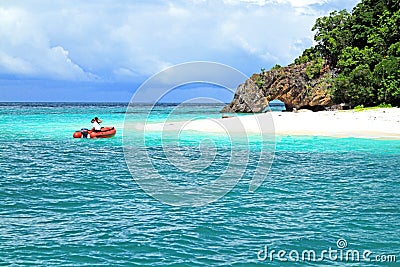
[221,62,334,113]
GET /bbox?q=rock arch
[222,63,333,113]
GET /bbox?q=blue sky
[0,0,360,102]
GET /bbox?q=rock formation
[221,62,334,113]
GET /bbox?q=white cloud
[0,52,34,74]
[276,0,328,7]
[0,0,360,82]
[0,6,95,80]
[222,0,329,8]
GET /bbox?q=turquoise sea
[0,102,399,266]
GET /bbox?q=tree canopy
[295,0,400,106]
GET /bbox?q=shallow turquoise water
[0,103,399,266]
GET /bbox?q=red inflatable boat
[73,127,116,138]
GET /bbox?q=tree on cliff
[223,0,399,113]
[297,0,400,106]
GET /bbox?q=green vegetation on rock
[223,0,399,113]
[295,0,400,107]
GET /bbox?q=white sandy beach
[144,108,400,139]
[269,108,400,139]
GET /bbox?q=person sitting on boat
[91,117,103,132]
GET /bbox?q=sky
[0,0,360,102]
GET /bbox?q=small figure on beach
[91,117,103,132]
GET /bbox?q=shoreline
[144,108,400,140]
[270,108,400,140]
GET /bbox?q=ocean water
[0,102,399,266]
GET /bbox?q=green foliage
[350,0,387,47]
[255,79,263,88]
[312,10,352,65]
[337,47,381,73]
[302,0,400,107]
[254,73,264,88]
[271,64,282,70]
[354,104,365,109]
[367,10,400,54]
[373,56,400,105]
[256,65,283,88]
[294,47,319,65]
[377,103,392,108]
[305,58,324,80]
[332,64,376,106]
[257,0,398,107]
[388,42,400,57]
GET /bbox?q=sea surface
[0,102,399,266]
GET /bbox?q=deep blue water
[0,103,399,266]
